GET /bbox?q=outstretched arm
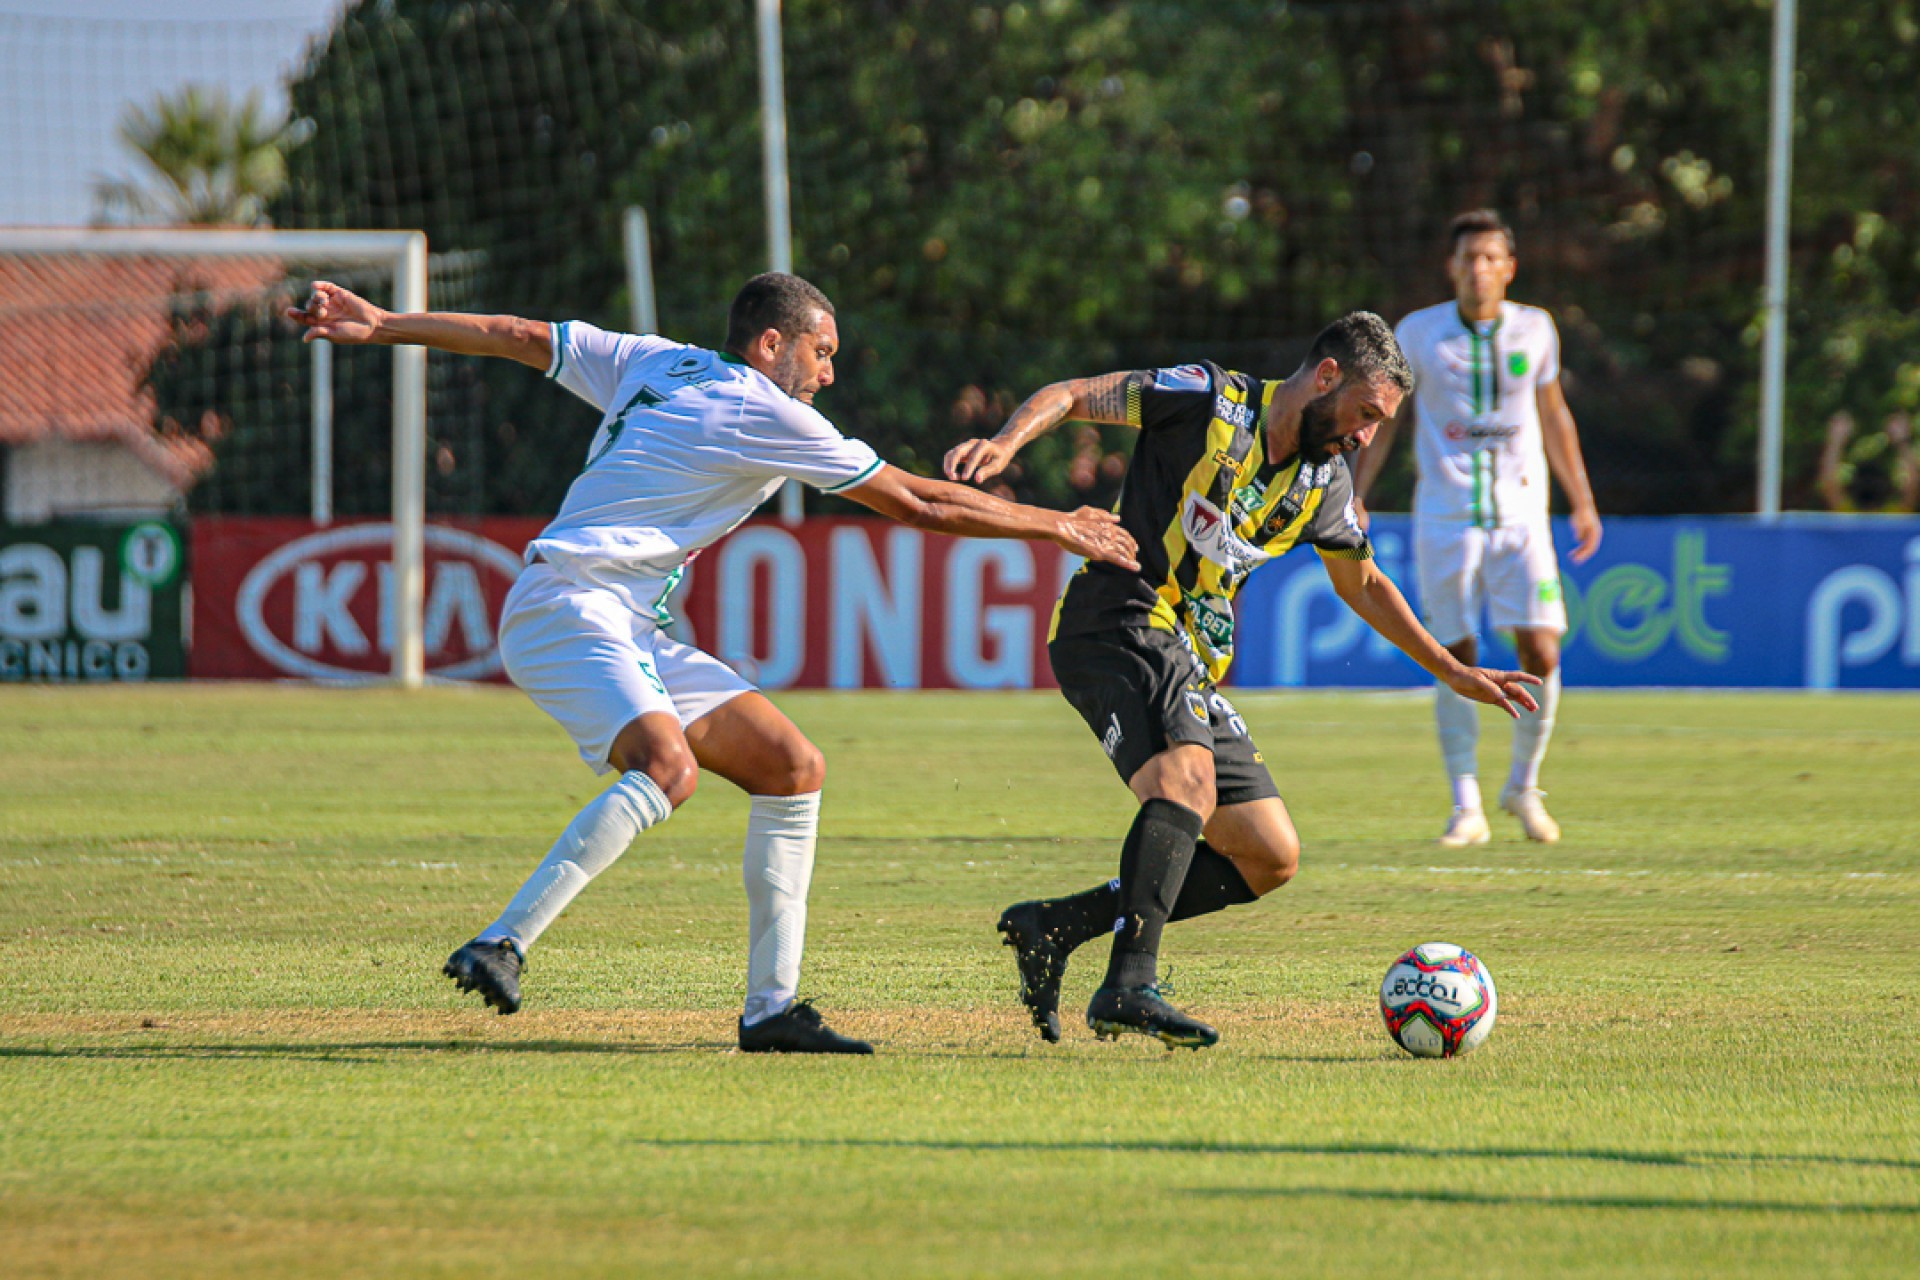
[284,280,552,370]
[1320,553,1540,717]
[1537,378,1602,562]
[943,371,1136,485]
[842,464,1139,571]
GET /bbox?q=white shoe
[1437,807,1491,847]
[1500,786,1561,843]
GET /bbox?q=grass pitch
[2,684,1916,1278]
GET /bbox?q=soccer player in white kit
[286,273,1138,1053]
[1353,210,1602,847]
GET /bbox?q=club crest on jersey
[1153,364,1210,393]
[1184,691,1209,723]
[1182,494,1268,576]
[1508,352,1529,377]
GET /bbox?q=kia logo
[235,524,524,681]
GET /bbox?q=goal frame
[0,227,433,687]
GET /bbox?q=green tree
[213,0,1918,516]
[94,86,307,227]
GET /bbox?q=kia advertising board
[191,518,543,681]
[1,520,185,682]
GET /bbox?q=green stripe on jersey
[822,457,884,494]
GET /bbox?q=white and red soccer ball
[1379,942,1497,1058]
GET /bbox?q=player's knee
[774,738,826,796]
[1160,765,1217,821]
[612,741,698,808]
[645,751,699,809]
[1229,828,1298,896]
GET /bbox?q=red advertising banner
[189,516,1079,688]
[675,520,1077,690]
[190,517,544,681]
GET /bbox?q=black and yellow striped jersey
[1049,360,1374,684]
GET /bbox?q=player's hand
[1569,504,1603,564]
[1445,666,1542,719]
[1054,507,1138,571]
[944,437,1018,485]
[284,281,385,345]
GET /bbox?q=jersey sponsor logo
[1182,493,1269,576]
[1184,690,1209,724]
[1213,396,1254,429]
[1443,419,1521,444]
[1183,591,1236,665]
[1101,712,1124,759]
[1152,364,1210,393]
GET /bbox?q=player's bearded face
[769,313,838,404]
[1298,385,1350,459]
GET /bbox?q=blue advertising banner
[1229,515,1920,690]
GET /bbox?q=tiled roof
[0,253,287,488]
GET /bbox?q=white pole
[623,206,658,335]
[756,0,793,276]
[311,339,333,525]
[1758,0,1799,518]
[0,228,434,687]
[757,0,805,523]
[389,231,430,688]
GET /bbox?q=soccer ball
[1379,942,1497,1058]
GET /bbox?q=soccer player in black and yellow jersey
[944,313,1541,1049]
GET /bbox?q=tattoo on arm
[1072,372,1137,425]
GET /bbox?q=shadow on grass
[630,1136,1920,1175]
[0,1039,731,1062]
[1184,1185,1920,1216]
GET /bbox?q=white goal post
[0,227,432,688]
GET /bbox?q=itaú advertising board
[192,518,543,681]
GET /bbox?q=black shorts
[1048,626,1280,808]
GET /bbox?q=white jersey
[1395,300,1561,528]
[527,320,883,622]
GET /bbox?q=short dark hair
[1304,311,1412,395]
[725,272,834,354]
[1448,208,1516,256]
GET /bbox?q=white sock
[1508,668,1562,793]
[478,771,672,953]
[740,791,821,1028]
[1436,684,1482,811]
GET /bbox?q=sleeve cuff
[820,457,885,494]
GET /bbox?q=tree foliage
[147,0,1916,517]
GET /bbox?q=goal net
[0,228,451,685]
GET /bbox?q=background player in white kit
[286,273,1138,1053]
[1353,210,1603,846]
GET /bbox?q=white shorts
[498,563,756,774]
[1414,519,1567,646]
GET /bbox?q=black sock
[1104,798,1204,989]
[1039,841,1260,951]
[1170,842,1260,921]
[1034,880,1124,952]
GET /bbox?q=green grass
[2,684,1917,1278]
